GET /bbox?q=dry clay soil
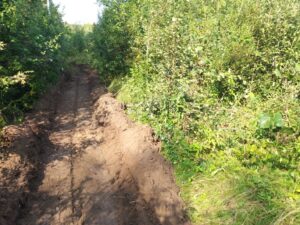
[0,66,190,225]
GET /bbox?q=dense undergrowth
[66,24,94,65]
[0,0,89,128]
[0,0,65,126]
[91,0,300,224]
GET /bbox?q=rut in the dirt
[0,66,190,225]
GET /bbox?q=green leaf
[274,69,281,78]
[295,64,300,72]
[273,112,284,128]
[258,114,272,129]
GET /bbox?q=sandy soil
[0,66,190,225]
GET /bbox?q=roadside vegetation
[66,24,94,65]
[0,0,66,126]
[91,0,300,224]
[0,0,90,128]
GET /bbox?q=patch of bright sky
[52,0,103,24]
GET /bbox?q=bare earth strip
[0,66,190,225]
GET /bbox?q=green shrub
[92,0,300,223]
[0,0,67,126]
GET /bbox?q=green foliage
[91,0,135,79]
[0,0,67,126]
[64,24,94,65]
[258,112,284,130]
[92,0,300,224]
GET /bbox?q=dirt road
[0,66,190,225]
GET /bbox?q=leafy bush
[92,0,300,223]
[64,24,94,65]
[0,0,66,126]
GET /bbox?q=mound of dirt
[91,94,190,224]
[0,66,190,225]
[0,125,37,225]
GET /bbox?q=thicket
[92,0,300,224]
[65,24,94,65]
[0,0,66,127]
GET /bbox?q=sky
[52,0,103,24]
